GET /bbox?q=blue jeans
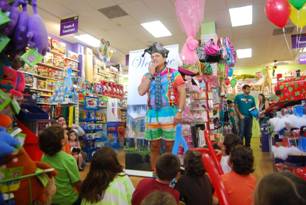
[239,117,253,147]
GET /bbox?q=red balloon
[265,0,291,28]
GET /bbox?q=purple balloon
[26,0,48,55]
[13,1,29,52]
[3,0,20,35]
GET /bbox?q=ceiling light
[74,34,100,47]
[141,20,172,38]
[229,5,252,27]
[237,48,252,59]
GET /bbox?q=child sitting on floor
[176,150,214,205]
[132,153,180,205]
[220,134,241,174]
[68,129,86,171]
[39,125,81,205]
[221,145,256,205]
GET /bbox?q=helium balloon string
[282,27,293,58]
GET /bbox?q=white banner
[127,44,180,105]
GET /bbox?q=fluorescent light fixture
[237,48,252,59]
[141,20,172,38]
[74,34,100,47]
[229,5,252,27]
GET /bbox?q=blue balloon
[172,124,189,155]
[228,67,234,77]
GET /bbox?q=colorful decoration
[290,4,306,28]
[265,0,291,28]
[175,0,205,65]
[289,0,306,10]
[230,78,237,88]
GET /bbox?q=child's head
[56,115,67,128]
[38,126,64,156]
[156,153,180,181]
[141,191,177,205]
[184,151,205,177]
[68,130,78,141]
[80,147,122,203]
[227,100,234,108]
[229,145,254,175]
[223,134,241,155]
[255,173,305,205]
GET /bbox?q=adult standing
[258,93,269,126]
[138,42,186,170]
[234,85,256,147]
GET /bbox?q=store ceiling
[37,0,299,67]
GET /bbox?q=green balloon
[289,0,306,10]
[230,78,237,88]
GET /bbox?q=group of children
[37,124,305,205]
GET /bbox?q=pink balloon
[265,0,291,28]
[176,0,205,64]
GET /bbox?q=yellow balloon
[290,5,306,28]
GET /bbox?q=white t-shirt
[221,155,231,174]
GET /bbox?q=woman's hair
[255,173,306,205]
[223,134,241,155]
[38,126,64,156]
[80,147,123,203]
[184,151,205,177]
[229,145,254,175]
[141,191,177,205]
[258,93,266,103]
[280,171,306,202]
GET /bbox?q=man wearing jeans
[234,85,255,147]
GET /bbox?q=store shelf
[38,62,64,71]
[30,88,54,92]
[36,102,56,105]
[66,57,79,63]
[20,70,60,81]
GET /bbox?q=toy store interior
[0,0,306,205]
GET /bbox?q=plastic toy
[26,0,48,55]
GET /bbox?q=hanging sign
[60,16,79,36]
[291,33,306,49]
[298,53,306,64]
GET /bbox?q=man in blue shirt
[234,84,256,147]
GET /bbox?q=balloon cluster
[265,0,306,28]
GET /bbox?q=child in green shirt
[39,125,81,205]
[227,100,238,135]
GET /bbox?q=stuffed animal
[26,0,48,55]
[0,66,25,97]
[0,0,9,11]
[13,0,29,53]
[5,148,57,205]
[3,0,20,35]
[0,126,20,163]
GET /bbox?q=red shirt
[132,178,180,205]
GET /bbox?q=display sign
[291,33,306,49]
[298,53,306,64]
[60,16,79,36]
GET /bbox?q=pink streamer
[175,0,205,65]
